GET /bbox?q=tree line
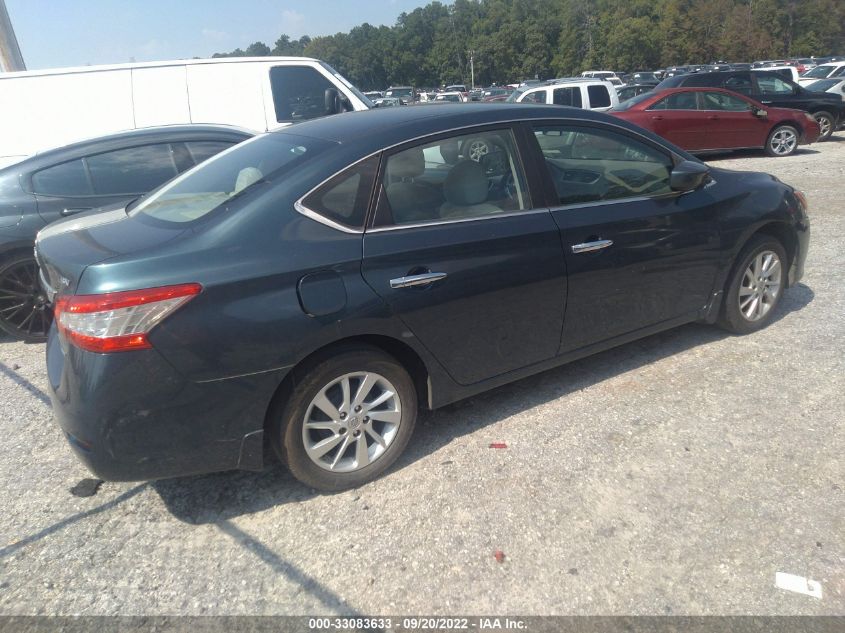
[212,0,845,89]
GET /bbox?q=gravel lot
[0,138,842,617]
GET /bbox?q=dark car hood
[35,205,186,298]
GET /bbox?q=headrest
[390,148,425,178]
[234,167,262,193]
[443,160,488,206]
[439,140,460,164]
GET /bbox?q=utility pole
[0,0,25,72]
[468,49,475,89]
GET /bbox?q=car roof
[3,124,254,173]
[272,103,669,157]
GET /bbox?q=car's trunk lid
[35,206,186,300]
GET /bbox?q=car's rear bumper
[46,327,284,481]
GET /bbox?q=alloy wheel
[0,259,52,340]
[738,250,782,322]
[302,372,402,473]
[467,139,490,162]
[769,129,797,155]
[815,114,832,139]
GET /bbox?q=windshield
[386,87,413,98]
[506,87,527,102]
[613,91,655,111]
[129,133,332,223]
[805,78,839,91]
[319,62,373,108]
[802,65,836,78]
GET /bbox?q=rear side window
[649,92,699,110]
[587,85,611,108]
[31,159,92,196]
[86,144,177,195]
[186,141,236,165]
[300,155,379,230]
[270,66,338,123]
[553,87,582,107]
[724,75,753,94]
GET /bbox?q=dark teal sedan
[35,104,809,491]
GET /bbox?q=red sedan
[610,87,820,156]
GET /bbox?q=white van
[0,57,372,167]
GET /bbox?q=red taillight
[54,283,202,353]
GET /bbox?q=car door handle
[571,239,613,254]
[61,207,92,216]
[390,272,448,289]
[651,115,664,120]
[707,115,719,120]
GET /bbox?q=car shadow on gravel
[705,147,820,162]
[153,283,814,523]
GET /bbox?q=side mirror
[670,160,710,192]
[753,108,768,118]
[324,88,348,115]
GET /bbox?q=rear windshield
[613,91,655,111]
[128,133,331,223]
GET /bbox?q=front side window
[375,129,529,226]
[587,85,611,108]
[724,75,753,94]
[31,159,92,196]
[553,87,582,107]
[130,133,332,223]
[756,75,795,95]
[533,125,673,206]
[700,91,750,111]
[86,144,177,195]
[270,66,338,123]
[649,92,699,110]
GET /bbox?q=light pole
[0,0,25,72]
[468,49,475,89]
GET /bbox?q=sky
[6,0,439,70]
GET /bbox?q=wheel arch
[752,221,798,280]
[0,242,35,265]
[262,333,433,443]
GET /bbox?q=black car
[657,70,843,139]
[0,125,253,341]
[36,104,809,491]
[616,83,656,102]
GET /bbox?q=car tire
[813,111,834,140]
[718,235,788,335]
[764,125,799,157]
[461,136,494,162]
[271,346,417,491]
[0,254,52,342]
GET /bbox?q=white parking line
[775,572,823,599]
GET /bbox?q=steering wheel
[603,170,664,195]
